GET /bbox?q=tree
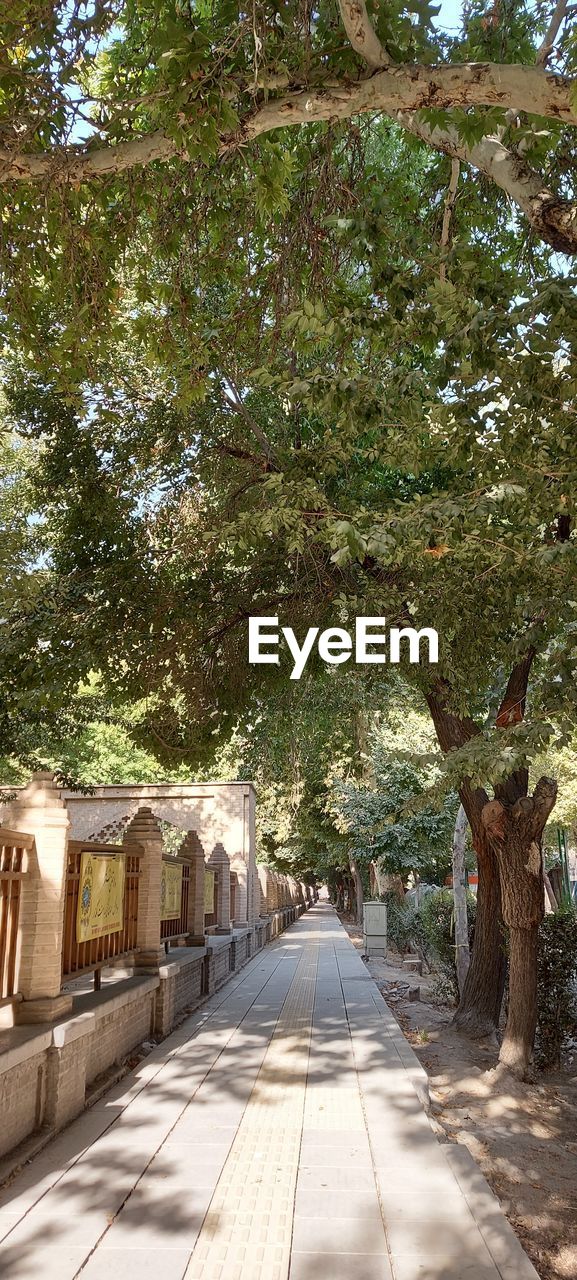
[452,803,470,999]
[1,0,577,257]
[327,747,457,891]
[4,242,574,1075]
[2,5,577,1079]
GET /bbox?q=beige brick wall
[86,991,155,1086]
[211,945,233,991]
[155,954,205,1036]
[0,1051,47,1159]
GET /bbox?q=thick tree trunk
[499,924,539,1075]
[482,777,557,1077]
[452,804,470,999]
[453,840,505,1037]
[424,685,505,1039]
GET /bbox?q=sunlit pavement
[0,904,538,1280]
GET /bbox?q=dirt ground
[339,913,577,1280]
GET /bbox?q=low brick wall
[0,903,309,1172]
[85,983,157,1087]
[0,1039,49,1159]
[208,939,234,992]
[155,950,205,1037]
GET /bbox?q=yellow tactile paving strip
[184,946,318,1280]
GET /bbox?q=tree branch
[220,375,277,466]
[334,0,577,254]
[4,61,577,253]
[395,114,577,255]
[495,648,536,729]
[2,63,576,187]
[425,678,483,752]
[528,775,558,837]
[536,0,569,65]
[213,442,270,467]
[492,646,537,805]
[337,0,390,69]
[439,156,460,282]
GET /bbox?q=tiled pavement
[0,904,538,1280]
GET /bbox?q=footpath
[0,903,539,1280]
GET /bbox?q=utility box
[363,901,387,957]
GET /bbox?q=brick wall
[211,944,232,991]
[0,903,301,1170]
[86,989,155,1086]
[0,1050,47,1159]
[155,953,205,1037]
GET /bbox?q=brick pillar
[124,807,164,970]
[2,772,72,1023]
[258,865,269,917]
[244,784,259,926]
[208,842,232,934]
[230,854,248,927]
[179,830,206,945]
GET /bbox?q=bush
[536,906,577,1069]
[384,892,416,954]
[414,887,477,998]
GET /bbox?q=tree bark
[350,856,364,926]
[453,832,505,1037]
[371,860,404,899]
[423,684,506,1036]
[452,804,470,999]
[482,776,558,1077]
[499,924,539,1075]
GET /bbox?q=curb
[444,1143,541,1280]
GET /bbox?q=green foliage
[328,748,457,883]
[1,2,577,933]
[384,892,416,955]
[414,888,477,997]
[536,907,577,1069]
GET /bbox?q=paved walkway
[0,905,537,1280]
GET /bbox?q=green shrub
[536,906,577,1069]
[414,888,477,997]
[384,892,416,955]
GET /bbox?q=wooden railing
[62,840,141,981]
[160,855,191,943]
[0,828,32,1003]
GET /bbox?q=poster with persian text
[161,861,183,921]
[76,852,125,943]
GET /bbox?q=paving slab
[0,904,539,1280]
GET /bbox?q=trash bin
[363,901,387,957]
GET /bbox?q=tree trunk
[544,871,558,911]
[498,924,539,1075]
[453,840,505,1038]
[452,804,470,999]
[350,856,364,926]
[482,777,557,1077]
[371,861,405,899]
[425,659,542,1045]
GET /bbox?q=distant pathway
[0,905,538,1280]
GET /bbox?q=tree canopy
[1,0,577,1076]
